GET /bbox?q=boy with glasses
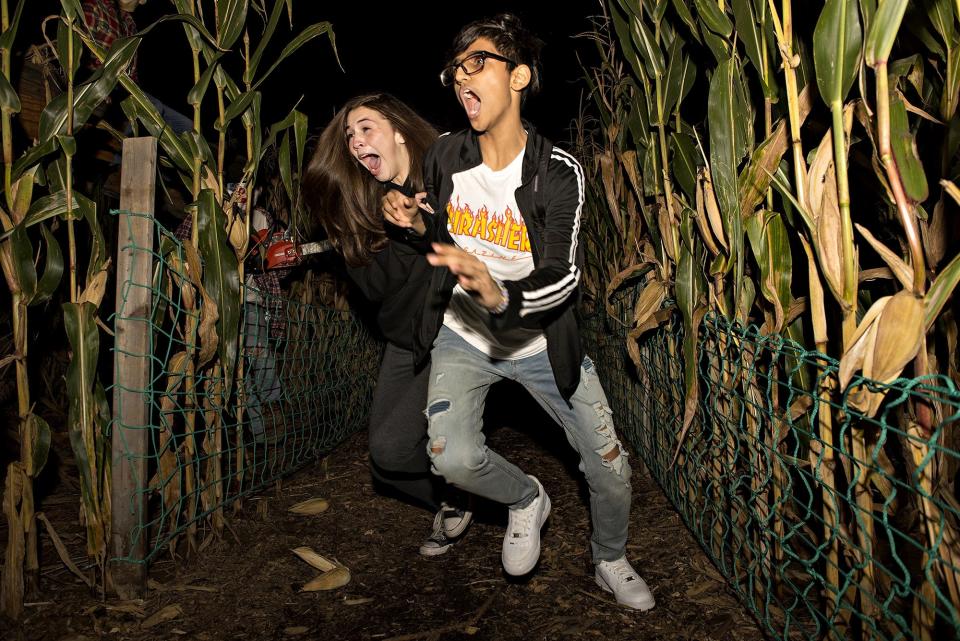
[382,14,655,610]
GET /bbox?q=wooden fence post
[110,137,158,597]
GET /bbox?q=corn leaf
[630,11,665,78]
[187,53,225,107]
[662,41,695,119]
[926,0,955,47]
[889,90,929,202]
[855,223,914,289]
[246,0,287,83]
[925,245,960,330]
[731,0,776,98]
[39,37,139,144]
[864,0,910,66]
[216,0,249,50]
[58,0,82,24]
[0,0,27,50]
[707,56,749,302]
[57,17,83,84]
[814,0,863,106]
[672,132,699,202]
[670,0,702,41]
[63,301,102,552]
[694,0,733,37]
[31,224,64,307]
[197,189,240,392]
[675,209,706,448]
[0,70,20,115]
[23,414,51,478]
[251,22,338,90]
[9,224,36,302]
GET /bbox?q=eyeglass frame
[439,50,519,87]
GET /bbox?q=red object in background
[251,229,331,270]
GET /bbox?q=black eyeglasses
[439,50,518,86]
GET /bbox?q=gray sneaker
[419,509,454,557]
[440,501,473,538]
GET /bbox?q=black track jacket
[411,124,586,400]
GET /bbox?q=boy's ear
[510,64,531,92]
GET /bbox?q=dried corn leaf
[633,279,668,328]
[182,241,220,367]
[141,604,183,630]
[701,169,727,251]
[839,295,890,388]
[800,236,829,346]
[694,172,721,255]
[36,512,92,587]
[866,290,925,385]
[301,567,351,592]
[599,151,623,235]
[1,462,25,619]
[78,268,110,308]
[288,498,329,515]
[291,546,337,572]
[657,201,678,262]
[854,223,914,291]
[604,263,656,319]
[812,155,846,306]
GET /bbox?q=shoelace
[606,561,638,584]
[508,500,538,541]
[429,510,445,539]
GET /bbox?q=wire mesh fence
[110,213,381,564]
[583,286,960,641]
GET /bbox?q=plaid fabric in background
[82,0,139,81]
[173,212,289,339]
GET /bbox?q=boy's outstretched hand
[382,189,430,235]
[427,243,506,312]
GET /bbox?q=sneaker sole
[594,574,656,611]
[418,542,454,557]
[502,494,551,576]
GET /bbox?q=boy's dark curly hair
[448,13,544,102]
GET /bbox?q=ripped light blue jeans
[426,326,633,562]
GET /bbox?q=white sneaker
[595,556,656,610]
[502,475,551,576]
[440,502,473,538]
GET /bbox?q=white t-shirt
[442,150,548,359]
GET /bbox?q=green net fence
[110,213,381,563]
[583,286,960,641]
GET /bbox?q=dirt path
[4,389,767,641]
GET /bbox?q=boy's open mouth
[461,87,481,119]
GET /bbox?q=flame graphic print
[446,196,530,259]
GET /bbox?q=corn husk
[287,498,329,515]
[301,567,351,592]
[291,546,336,572]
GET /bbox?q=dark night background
[23,1,602,147]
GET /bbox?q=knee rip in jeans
[592,401,627,476]
[581,356,595,388]
[426,400,452,455]
[429,436,447,455]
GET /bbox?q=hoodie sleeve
[394,136,448,251]
[492,148,584,329]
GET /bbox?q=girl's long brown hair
[303,93,437,266]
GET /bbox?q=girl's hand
[382,189,427,235]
